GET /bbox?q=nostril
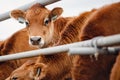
[37,38,41,42]
[30,38,34,42]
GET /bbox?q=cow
[8,2,120,80]
[72,2,120,80]
[110,52,120,80]
[0,41,3,45]
[32,9,96,80]
[10,3,67,48]
[6,8,96,80]
[0,28,38,80]
[0,41,4,55]
[5,60,37,80]
[2,3,73,80]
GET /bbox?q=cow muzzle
[29,36,44,48]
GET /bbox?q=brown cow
[31,9,96,80]
[110,52,120,80]
[0,41,4,55]
[0,28,37,80]
[6,9,96,80]
[5,60,37,80]
[4,3,73,80]
[0,41,3,45]
[10,3,65,48]
[0,18,72,80]
[73,2,120,80]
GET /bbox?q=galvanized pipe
[68,47,120,55]
[0,34,120,62]
[0,0,60,21]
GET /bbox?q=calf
[73,2,120,80]
[6,9,96,80]
[5,3,73,80]
[0,28,37,80]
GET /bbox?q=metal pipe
[68,47,120,55]
[0,34,120,62]
[0,0,60,21]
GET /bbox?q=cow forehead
[25,7,50,21]
[11,67,30,77]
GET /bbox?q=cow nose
[30,36,41,45]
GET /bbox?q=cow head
[10,3,63,48]
[5,60,36,80]
[5,62,47,80]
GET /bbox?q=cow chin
[34,42,45,48]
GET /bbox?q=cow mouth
[38,43,45,48]
[32,44,45,48]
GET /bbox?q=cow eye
[25,20,29,26]
[25,21,29,26]
[44,18,49,26]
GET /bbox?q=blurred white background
[0,0,119,40]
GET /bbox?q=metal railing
[0,34,120,62]
[0,0,120,62]
[0,0,60,21]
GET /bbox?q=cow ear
[49,7,63,21]
[33,63,47,77]
[10,10,26,24]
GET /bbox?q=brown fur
[73,2,120,80]
[6,4,74,80]
[30,9,95,80]
[1,29,35,55]
[5,8,94,80]
[11,3,64,48]
[10,10,25,19]
[5,60,36,80]
[0,41,3,45]
[5,20,74,80]
[110,52,120,80]
[0,28,38,80]
[52,17,75,44]
[0,41,4,55]
[2,16,72,80]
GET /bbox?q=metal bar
[0,0,60,21]
[68,47,120,55]
[0,34,120,62]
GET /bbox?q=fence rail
[69,47,120,55]
[0,34,120,62]
[0,0,60,21]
